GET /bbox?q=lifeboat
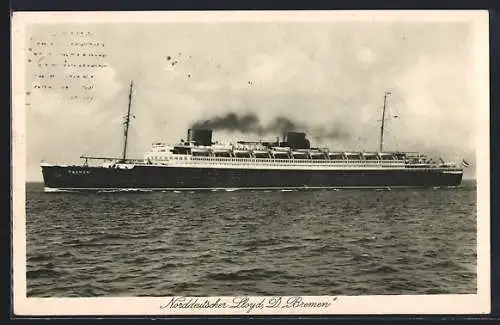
[361,152,378,161]
[272,151,290,159]
[309,150,326,160]
[191,147,211,157]
[233,149,252,158]
[344,152,363,160]
[212,149,232,157]
[272,146,290,152]
[252,150,271,158]
[379,152,395,161]
[328,152,345,160]
[291,151,309,159]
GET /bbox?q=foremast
[80,80,135,164]
[121,80,134,162]
[379,91,391,152]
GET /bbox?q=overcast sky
[23,18,479,181]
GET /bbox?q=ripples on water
[26,181,477,297]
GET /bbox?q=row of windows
[188,157,404,164]
[149,155,408,163]
[147,156,412,165]
[158,159,405,167]
[150,156,184,160]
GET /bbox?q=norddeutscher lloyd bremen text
[41,82,467,191]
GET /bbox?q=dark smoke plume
[190,112,350,140]
[267,116,300,133]
[191,113,264,134]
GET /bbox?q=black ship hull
[41,165,463,191]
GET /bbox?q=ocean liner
[41,81,466,191]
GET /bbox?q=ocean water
[25,181,477,297]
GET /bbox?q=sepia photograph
[12,10,490,315]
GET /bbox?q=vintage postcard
[12,10,490,315]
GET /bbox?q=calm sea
[25,181,477,297]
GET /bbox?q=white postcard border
[11,10,491,316]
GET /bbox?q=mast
[379,91,391,152]
[122,80,134,162]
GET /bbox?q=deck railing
[144,156,461,170]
